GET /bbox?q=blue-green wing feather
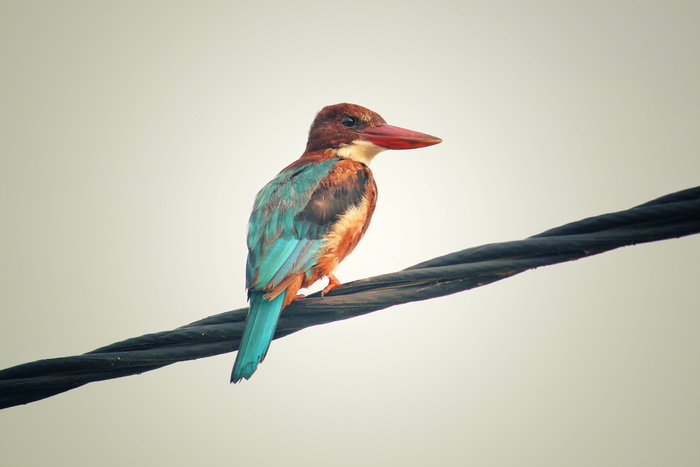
[232,158,341,382]
[245,158,340,291]
[232,157,373,382]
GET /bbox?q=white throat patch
[336,140,387,165]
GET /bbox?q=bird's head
[304,103,442,165]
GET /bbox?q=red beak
[362,124,442,150]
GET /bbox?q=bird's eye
[341,116,358,127]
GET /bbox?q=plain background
[1,1,699,466]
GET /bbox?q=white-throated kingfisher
[231,103,441,382]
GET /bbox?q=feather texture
[232,156,377,382]
[230,291,285,382]
[231,103,440,382]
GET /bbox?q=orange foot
[321,273,341,297]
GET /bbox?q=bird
[231,103,442,382]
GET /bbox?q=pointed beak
[362,124,442,150]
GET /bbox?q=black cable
[1,186,699,409]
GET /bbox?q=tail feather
[231,291,285,383]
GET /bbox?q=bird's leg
[321,273,341,297]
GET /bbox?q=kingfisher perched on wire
[231,103,442,382]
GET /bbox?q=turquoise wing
[245,157,371,293]
[245,158,335,292]
[232,157,371,382]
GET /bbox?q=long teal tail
[231,291,285,383]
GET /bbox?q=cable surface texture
[1,186,699,409]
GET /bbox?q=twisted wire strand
[1,186,699,409]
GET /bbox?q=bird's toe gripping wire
[321,273,341,297]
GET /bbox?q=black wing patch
[294,166,369,239]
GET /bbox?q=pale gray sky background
[1,1,699,466]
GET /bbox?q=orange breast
[312,194,373,279]
[304,160,377,288]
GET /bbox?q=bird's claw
[321,273,341,297]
